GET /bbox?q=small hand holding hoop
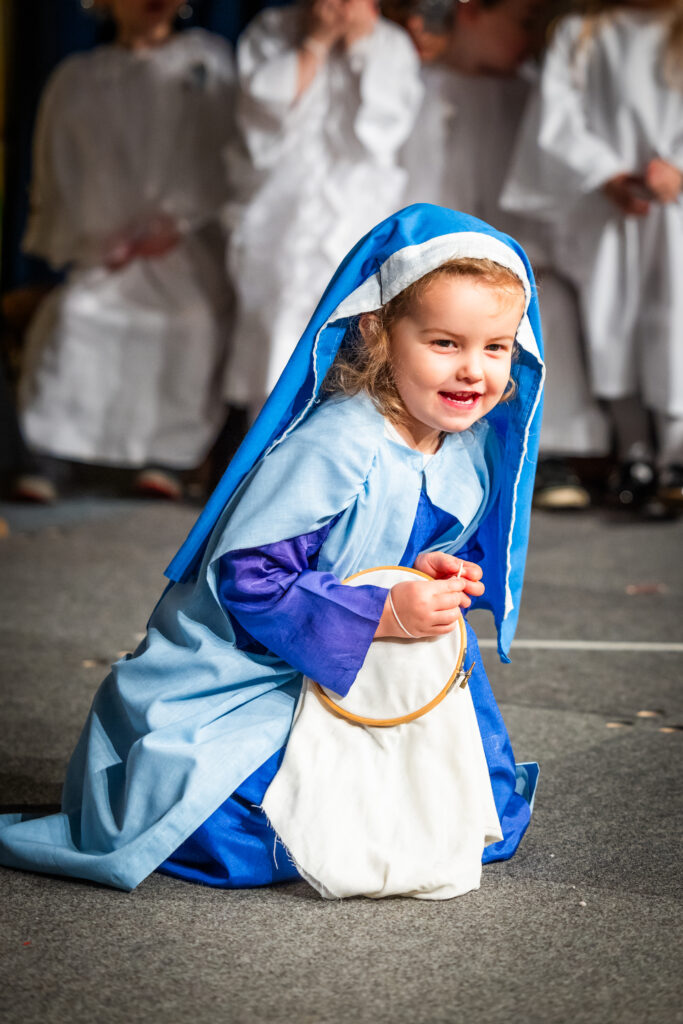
[380,554,483,642]
[315,566,471,727]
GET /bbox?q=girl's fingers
[431,610,463,628]
[432,578,466,594]
[431,599,463,615]
[429,552,478,579]
[456,559,483,581]
[430,580,482,605]
[431,593,469,615]
[428,553,481,578]
[413,552,483,584]
[427,551,455,570]
[432,598,466,614]
[429,580,467,606]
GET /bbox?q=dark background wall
[1,0,290,291]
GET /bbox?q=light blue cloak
[0,205,544,890]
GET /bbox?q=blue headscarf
[167,204,544,659]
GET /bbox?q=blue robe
[159,450,529,888]
[0,205,544,892]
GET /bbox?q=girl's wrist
[375,588,419,640]
[387,589,418,639]
[376,592,402,639]
[375,597,392,639]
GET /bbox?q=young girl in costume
[18,0,235,498]
[501,0,683,511]
[223,0,423,420]
[0,205,542,900]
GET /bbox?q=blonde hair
[569,1,683,89]
[323,257,525,426]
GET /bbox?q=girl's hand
[645,158,683,204]
[375,578,472,639]
[413,550,484,599]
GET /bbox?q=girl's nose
[456,354,484,383]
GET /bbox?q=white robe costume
[501,11,683,428]
[402,63,609,457]
[20,30,235,469]
[223,5,423,409]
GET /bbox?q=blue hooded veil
[0,205,543,891]
[168,203,544,660]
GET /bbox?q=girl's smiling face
[386,275,524,451]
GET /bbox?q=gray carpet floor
[1,499,682,1024]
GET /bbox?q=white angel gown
[223,5,423,410]
[401,62,609,457]
[501,10,683,461]
[20,30,235,469]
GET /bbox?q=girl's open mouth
[438,391,482,409]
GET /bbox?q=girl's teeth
[444,392,476,402]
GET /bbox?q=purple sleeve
[217,525,388,696]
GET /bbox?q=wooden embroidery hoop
[313,565,470,728]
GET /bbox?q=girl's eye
[486,343,506,353]
[433,339,456,349]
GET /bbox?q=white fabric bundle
[262,568,502,900]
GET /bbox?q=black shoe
[610,460,657,508]
[657,464,683,512]
[533,458,590,510]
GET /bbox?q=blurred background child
[392,0,610,509]
[223,0,423,421]
[16,0,235,500]
[502,0,683,513]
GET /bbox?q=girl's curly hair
[322,257,525,426]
